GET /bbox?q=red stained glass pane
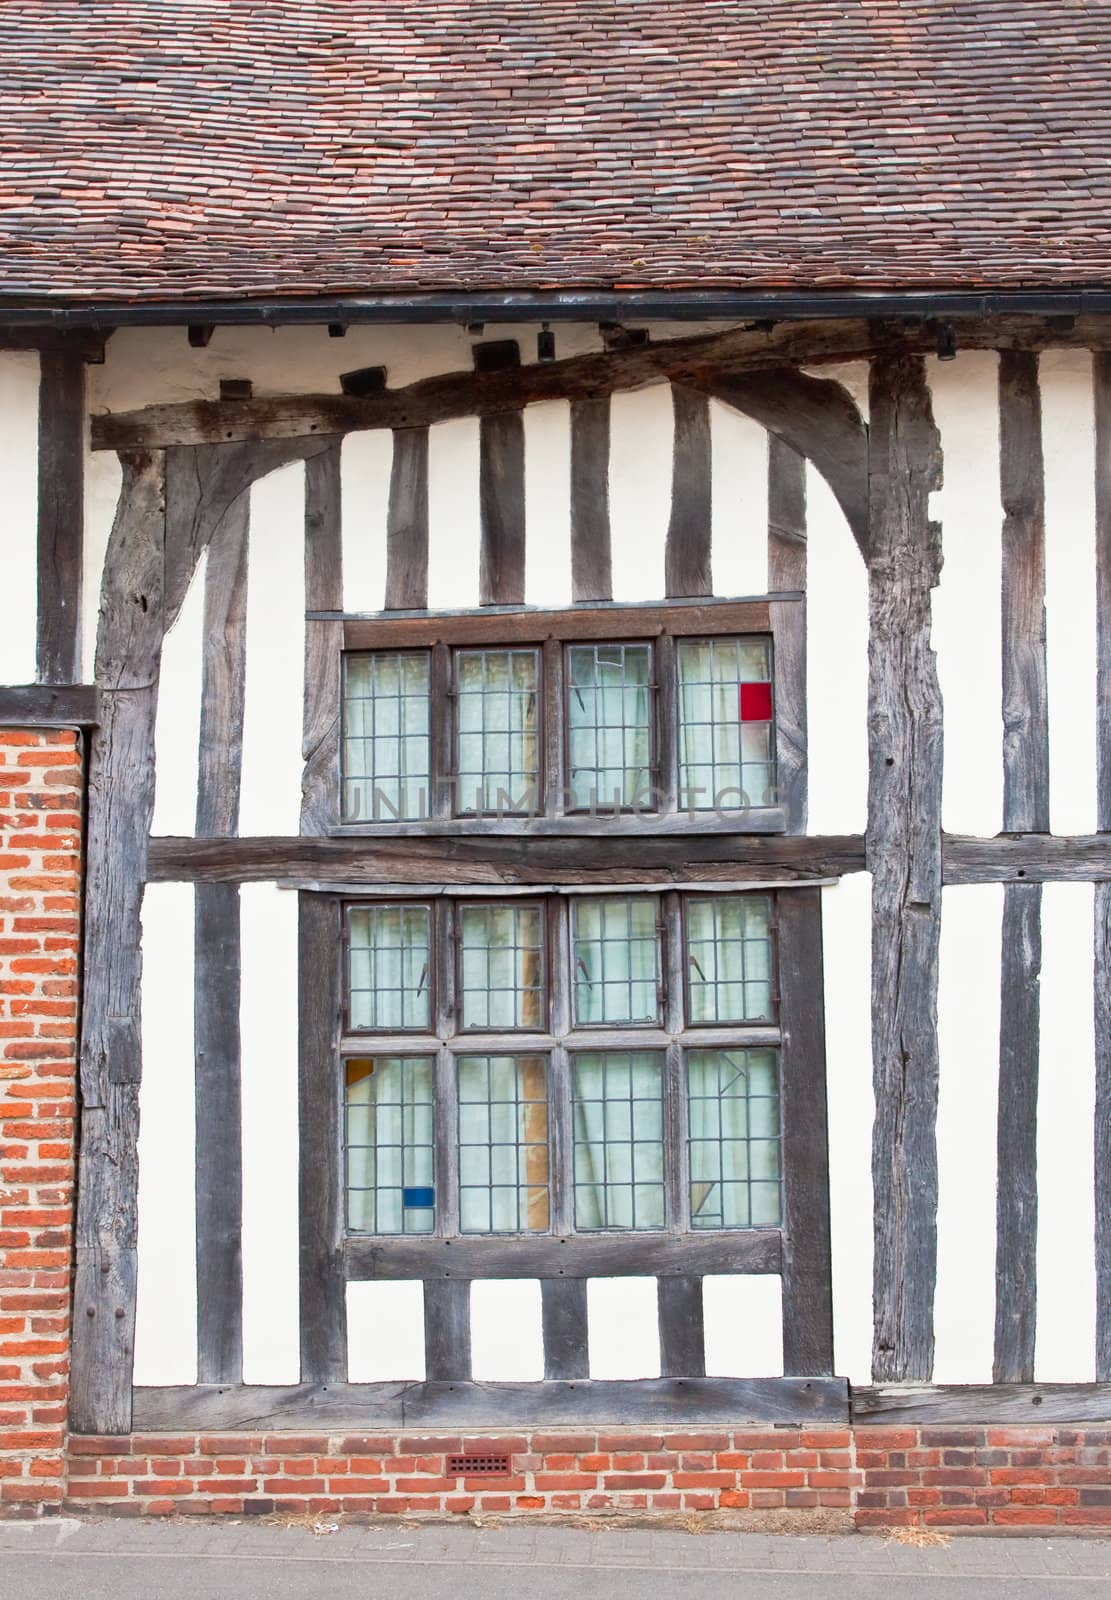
[739,681,773,722]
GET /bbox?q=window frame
[679,891,781,1030]
[562,637,659,815]
[454,897,550,1034]
[334,598,789,836]
[343,900,436,1035]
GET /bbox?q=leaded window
[572,1051,665,1231]
[566,642,653,810]
[677,637,774,809]
[345,1055,435,1234]
[458,1055,550,1233]
[455,648,540,813]
[347,904,431,1031]
[342,651,430,821]
[459,902,546,1030]
[572,896,660,1026]
[687,1047,781,1228]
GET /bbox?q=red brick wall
[0,730,82,1516]
[63,1425,1111,1528]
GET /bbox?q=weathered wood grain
[342,597,771,649]
[132,1375,849,1430]
[768,437,808,833]
[302,445,343,836]
[665,387,712,598]
[658,1277,706,1378]
[866,351,944,1383]
[994,882,1042,1384]
[424,1279,472,1382]
[999,350,1050,834]
[541,1279,589,1380]
[778,887,835,1376]
[71,450,167,1435]
[570,397,612,602]
[479,411,526,606]
[0,684,99,726]
[36,347,85,684]
[1095,353,1111,1380]
[196,495,249,838]
[386,427,429,609]
[853,1383,1111,1425]
[346,1229,781,1282]
[193,881,243,1385]
[944,833,1111,883]
[298,893,346,1385]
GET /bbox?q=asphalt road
[0,1518,1108,1600]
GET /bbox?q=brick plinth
[0,730,82,1515]
[63,1425,1111,1528]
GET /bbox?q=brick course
[0,730,81,1515]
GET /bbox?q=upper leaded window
[342,652,430,821]
[456,648,540,813]
[347,904,431,1031]
[677,637,774,809]
[566,643,653,810]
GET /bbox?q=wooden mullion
[658,1276,706,1378]
[385,426,430,610]
[570,396,612,602]
[430,641,453,819]
[665,386,712,598]
[777,886,834,1376]
[298,892,346,1385]
[36,346,85,685]
[434,1043,459,1238]
[541,1278,589,1380]
[424,1279,472,1382]
[434,899,455,1041]
[548,1043,573,1235]
[663,1040,686,1233]
[542,637,564,816]
[656,633,679,815]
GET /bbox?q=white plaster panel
[0,352,39,686]
[134,882,197,1386]
[929,352,1004,837]
[934,883,1003,1384]
[341,429,391,613]
[523,399,572,609]
[702,1274,784,1376]
[151,549,205,837]
[239,462,305,837]
[1036,881,1097,1381]
[470,1279,545,1381]
[240,883,300,1384]
[1042,352,1098,837]
[82,448,122,682]
[346,1281,425,1383]
[806,464,868,834]
[608,385,671,602]
[587,1277,661,1378]
[709,402,768,598]
[427,416,481,610]
[821,873,874,1386]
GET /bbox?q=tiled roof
[3,0,1111,302]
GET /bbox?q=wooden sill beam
[0,684,99,727]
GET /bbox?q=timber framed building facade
[1,0,1111,1530]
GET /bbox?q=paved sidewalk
[0,1518,1109,1599]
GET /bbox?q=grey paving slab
[0,1517,1108,1600]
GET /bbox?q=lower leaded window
[341,891,781,1238]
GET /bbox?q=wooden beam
[1095,351,1111,1382]
[853,1383,1111,1425]
[866,351,944,1383]
[36,347,85,684]
[345,1229,781,1281]
[342,597,771,650]
[570,397,612,602]
[665,387,712,598]
[658,1277,706,1378]
[541,1279,589,1380]
[0,327,106,360]
[385,427,429,610]
[92,315,1111,456]
[0,684,99,727]
[70,450,167,1436]
[302,445,343,836]
[130,1375,849,1431]
[778,887,834,1376]
[943,833,1111,883]
[768,438,808,833]
[424,1280,472,1383]
[298,893,346,1385]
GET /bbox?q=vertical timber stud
[475,341,526,606]
[658,1277,706,1377]
[36,346,86,684]
[867,350,944,1383]
[71,451,167,1434]
[570,397,612,602]
[386,427,430,610]
[303,444,343,835]
[665,386,712,598]
[541,1279,589,1379]
[193,493,250,1385]
[768,437,808,833]
[298,892,346,1385]
[1095,353,1111,1381]
[777,886,834,1375]
[994,351,1049,1384]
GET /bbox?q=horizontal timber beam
[91,316,1111,453]
[853,1383,1111,1425]
[0,684,99,727]
[131,1376,848,1431]
[345,1230,781,1281]
[145,832,1111,887]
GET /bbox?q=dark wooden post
[768,438,808,833]
[1094,352,1111,1382]
[866,350,944,1383]
[36,346,86,685]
